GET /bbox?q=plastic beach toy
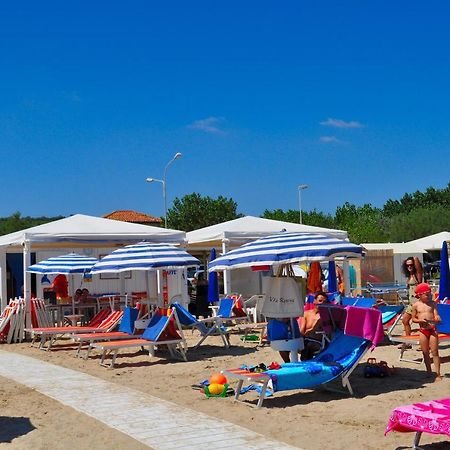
[204,383,229,397]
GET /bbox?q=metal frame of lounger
[171,302,231,350]
[391,303,450,364]
[222,337,371,408]
[390,333,450,364]
[91,309,187,368]
[73,307,141,358]
[235,322,267,346]
[25,310,123,351]
[74,331,142,359]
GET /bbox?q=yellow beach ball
[208,383,224,395]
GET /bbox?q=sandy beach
[1,329,449,450]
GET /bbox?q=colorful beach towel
[385,398,450,437]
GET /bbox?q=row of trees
[0,212,64,236]
[1,184,449,244]
[166,184,450,243]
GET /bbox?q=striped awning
[27,253,98,274]
[208,232,363,271]
[90,242,200,274]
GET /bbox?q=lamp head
[174,152,182,160]
[298,184,309,190]
[146,178,155,183]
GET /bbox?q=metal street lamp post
[146,152,182,228]
[298,184,308,224]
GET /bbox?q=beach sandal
[191,379,209,390]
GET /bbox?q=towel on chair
[319,305,347,335]
[344,306,384,349]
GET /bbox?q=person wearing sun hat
[411,282,442,382]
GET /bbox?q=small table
[64,314,84,326]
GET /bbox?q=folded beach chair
[391,303,450,363]
[171,302,230,349]
[223,330,371,408]
[73,307,140,359]
[25,309,122,351]
[0,298,27,344]
[385,398,450,449]
[90,308,187,368]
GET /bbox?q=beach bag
[262,277,304,319]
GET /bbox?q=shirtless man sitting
[411,283,442,382]
[300,291,329,360]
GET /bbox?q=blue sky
[1,1,449,220]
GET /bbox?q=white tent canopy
[0,214,186,314]
[407,231,450,251]
[186,216,348,295]
[362,242,427,254]
[186,216,348,249]
[0,214,185,248]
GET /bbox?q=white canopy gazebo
[186,216,349,294]
[0,214,186,315]
[407,231,450,251]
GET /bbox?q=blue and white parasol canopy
[208,232,363,271]
[90,242,200,274]
[439,241,450,301]
[27,253,98,274]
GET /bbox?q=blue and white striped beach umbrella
[208,232,363,271]
[90,242,200,274]
[27,253,98,274]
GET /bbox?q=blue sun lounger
[171,302,230,349]
[377,304,404,335]
[90,308,187,368]
[223,330,371,407]
[341,297,377,308]
[74,306,140,359]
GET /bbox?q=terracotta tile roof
[103,210,162,224]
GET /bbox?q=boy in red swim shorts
[411,283,442,381]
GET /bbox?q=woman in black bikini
[401,256,423,335]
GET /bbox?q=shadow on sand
[396,441,450,450]
[0,416,35,443]
[86,344,258,368]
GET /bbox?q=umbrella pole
[71,274,75,315]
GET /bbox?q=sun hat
[415,283,431,295]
